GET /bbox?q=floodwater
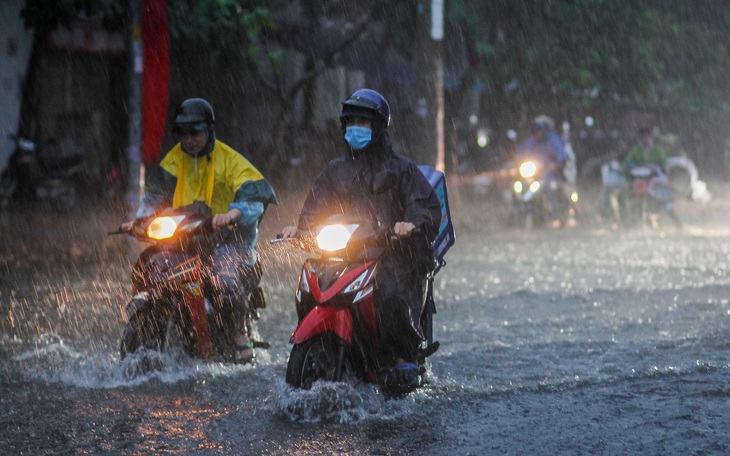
[1,182,729,455]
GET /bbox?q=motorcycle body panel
[292,257,378,345]
[290,306,354,345]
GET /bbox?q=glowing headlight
[316,224,358,252]
[147,216,185,240]
[529,181,541,193]
[519,161,537,179]
[513,181,523,193]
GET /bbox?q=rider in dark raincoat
[282,89,441,383]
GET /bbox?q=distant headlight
[519,161,537,179]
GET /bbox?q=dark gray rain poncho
[296,134,441,363]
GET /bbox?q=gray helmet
[174,98,215,126]
[173,98,216,157]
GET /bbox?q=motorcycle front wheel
[120,300,192,359]
[120,306,165,359]
[285,333,341,389]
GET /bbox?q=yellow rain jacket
[136,140,277,221]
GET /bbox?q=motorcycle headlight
[519,161,537,179]
[529,181,541,193]
[513,181,523,193]
[147,215,185,240]
[316,224,358,252]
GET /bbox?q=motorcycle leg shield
[290,307,353,345]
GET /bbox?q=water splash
[271,378,421,424]
[12,333,263,389]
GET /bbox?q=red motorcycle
[113,206,266,366]
[276,166,454,399]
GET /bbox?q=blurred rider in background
[121,98,278,363]
[622,127,667,170]
[622,127,681,228]
[516,115,571,225]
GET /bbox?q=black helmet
[174,98,215,126]
[340,89,391,129]
[173,98,216,157]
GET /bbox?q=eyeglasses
[173,122,207,137]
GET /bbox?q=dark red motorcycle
[113,206,267,366]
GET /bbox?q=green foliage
[20,0,730,114]
[444,0,730,112]
[166,0,273,70]
[21,0,275,75]
[166,0,271,42]
[21,0,272,49]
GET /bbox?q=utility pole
[126,0,143,217]
[432,0,445,172]
[415,1,445,171]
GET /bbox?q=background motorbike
[508,158,550,228]
[112,206,267,367]
[624,164,681,229]
[0,135,82,211]
[509,157,577,229]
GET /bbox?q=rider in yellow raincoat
[125,98,277,363]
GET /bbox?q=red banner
[141,0,169,165]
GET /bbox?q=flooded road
[1,183,729,455]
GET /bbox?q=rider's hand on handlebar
[120,220,135,232]
[212,208,242,230]
[393,221,416,238]
[281,225,298,238]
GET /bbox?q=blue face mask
[344,126,372,150]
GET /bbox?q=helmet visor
[340,105,377,124]
[173,122,207,138]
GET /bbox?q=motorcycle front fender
[290,306,353,345]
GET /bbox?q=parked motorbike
[276,167,454,399]
[112,205,267,366]
[0,136,82,211]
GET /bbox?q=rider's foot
[391,361,420,389]
[233,335,255,364]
